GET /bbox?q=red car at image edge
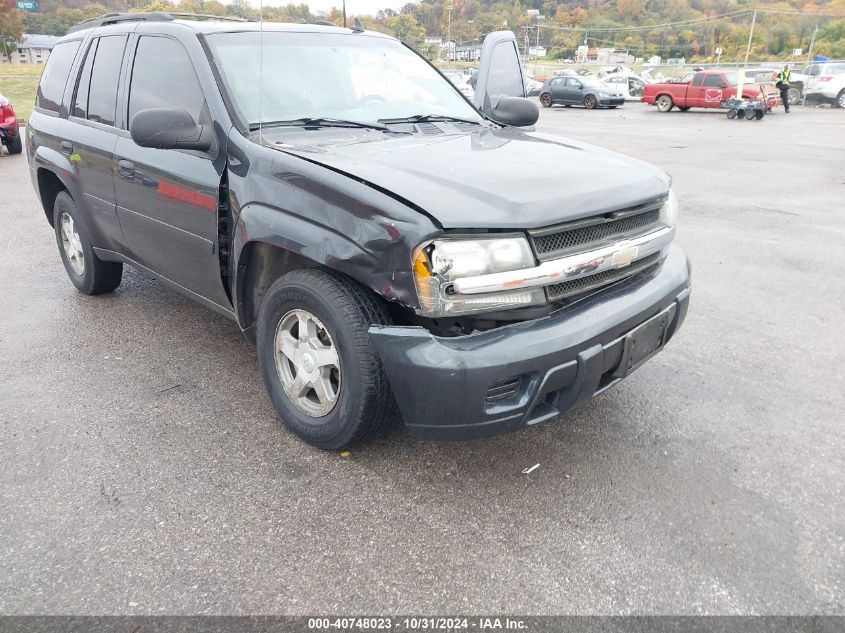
[1,93,23,155]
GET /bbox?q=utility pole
[743,9,757,68]
[738,9,757,99]
[446,3,452,62]
[802,25,818,106]
[342,0,346,28]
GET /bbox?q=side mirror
[490,96,539,127]
[474,31,526,113]
[130,108,212,151]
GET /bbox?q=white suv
[804,62,845,108]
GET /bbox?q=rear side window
[692,73,704,86]
[36,40,81,113]
[87,35,128,126]
[72,39,97,119]
[128,36,206,126]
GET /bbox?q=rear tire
[727,109,737,119]
[787,87,801,105]
[835,90,845,109]
[53,192,123,295]
[540,93,552,108]
[6,134,22,154]
[656,95,674,112]
[256,268,397,449]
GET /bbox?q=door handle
[60,141,73,155]
[118,160,135,177]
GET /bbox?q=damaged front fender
[226,132,442,329]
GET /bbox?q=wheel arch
[36,167,73,227]
[232,203,421,335]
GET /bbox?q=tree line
[2,0,844,63]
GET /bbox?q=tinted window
[36,40,81,112]
[86,35,127,126]
[72,39,97,119]
[703,74,723,87]
[692,73,704,86]
[128,36,205,126]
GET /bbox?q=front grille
[485,376,522,403]
[530,199,664,260]
[546,252,661,302]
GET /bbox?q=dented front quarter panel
[225,130,441,326]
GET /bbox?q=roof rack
[68,11,245,34]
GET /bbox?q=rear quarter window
[36,40,81,113]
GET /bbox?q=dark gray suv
[27,13,690,449]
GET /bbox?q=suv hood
[263,126,670,230]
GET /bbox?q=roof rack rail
[68,11,245,34]
[167,12,247,22]
[68,12,173,33]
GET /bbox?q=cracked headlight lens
[413,236,544,317]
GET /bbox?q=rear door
[547,77,565,103]
[113,33,229,308]
[65,33,129,250]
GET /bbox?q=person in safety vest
[775,65,791,113]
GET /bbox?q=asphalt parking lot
[1,103,843,615]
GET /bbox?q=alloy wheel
[274,309,341,418]
[60,212,85,276]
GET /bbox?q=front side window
[206,32,480,128]
[703,74,724,87]
[87,35,127,126]
[36,40,81,112]
[128,36,206,126]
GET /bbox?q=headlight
[413,236,545,317]
[659,189,680,227]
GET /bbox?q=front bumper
[370,245,691,440]
[599,97,626,106]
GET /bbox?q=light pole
[446,3,452,62]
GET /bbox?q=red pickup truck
[643,70,780,112]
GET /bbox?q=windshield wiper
[250,117,392,132]
[377,114,482,125]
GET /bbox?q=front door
[114,34,229,308]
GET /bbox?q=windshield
[443,71,465,85]
[723,72,739,86]
[206,31,481,128]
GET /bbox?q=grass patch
[0,64,45,123]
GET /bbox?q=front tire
[584,94,598,109]
[656,95,674,112]
[53,191,122,295]
[787,87,801,105]
[256,269,396,449]
[835,90,845,109]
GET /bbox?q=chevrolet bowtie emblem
[611,242,639,268]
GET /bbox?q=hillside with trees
[4,0,845,62]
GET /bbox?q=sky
[237,0,409,16]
